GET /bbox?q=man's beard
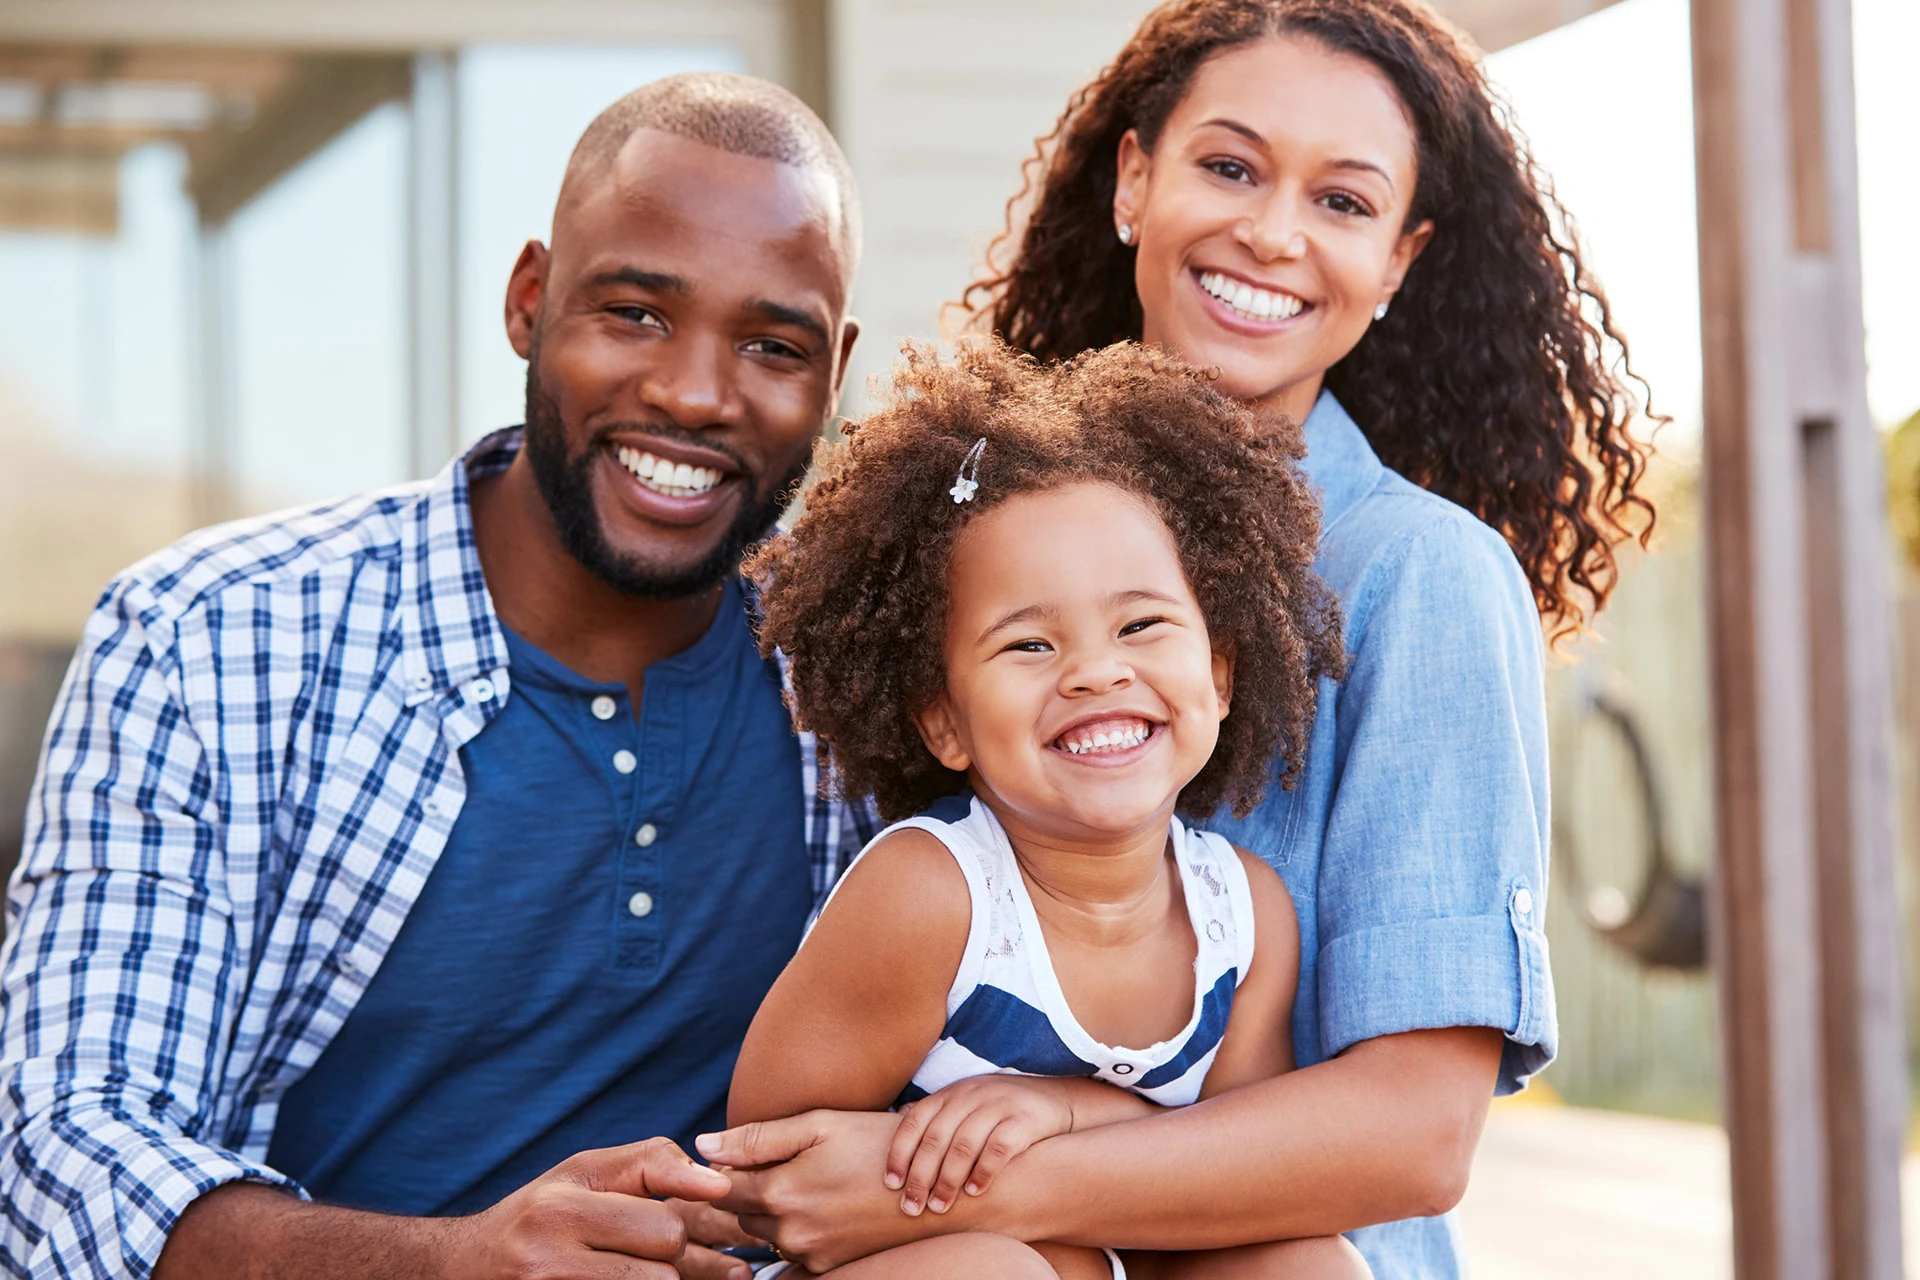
[521,356,809,600]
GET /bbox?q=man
[0,73,870,1280]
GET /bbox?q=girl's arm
[1197,849,1299,1096]
[728,828,970,1126]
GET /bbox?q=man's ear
[1211,648,1235,720]
[913,694,972,773]
[504,239,550,360]
[830,316,862,411]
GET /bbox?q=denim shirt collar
[1300,390,1385,538]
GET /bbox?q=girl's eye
[1321,190,1376,218]
[1005,638,1053,654]
[1119,617,1165,638]
[1202,157,1254,184]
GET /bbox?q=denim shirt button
[1513,886,1535,918]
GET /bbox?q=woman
[702,2,1655,1275]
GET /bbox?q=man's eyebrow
[746,298,831,346]
[588,267,690,293]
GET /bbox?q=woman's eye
[1321,190,1376,218]
[1202,157,1254,184]
[1119,617,1165,638]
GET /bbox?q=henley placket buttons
[590,695,617,721]
[627,891,655,918]
[634,823,658,847]
[613,750,637,775]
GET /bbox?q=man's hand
[885,1078,1077,1215]
[700,1111,984,1273]
[158,1136,734,1280]
[664,1198,762,1280]
[451,1139,732,1278]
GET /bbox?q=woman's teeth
[1198,271,1306,322]
[616,446,725,497]
[1058,722,1153,756]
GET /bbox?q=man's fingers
[696,1114,825,1171]
[675,1244,753,1280]
[669,1199,763,1249]
[568,1189,692,1260]
[565,1138,733,1202]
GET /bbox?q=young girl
[729,339,1355,1279]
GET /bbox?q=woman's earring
[1117,223,1134,246]
[1374,301,1390,321]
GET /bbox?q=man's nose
[635,332,742,429]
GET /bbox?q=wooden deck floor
[1456,1101,1920,1277]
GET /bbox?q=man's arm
[156,1141,734,1280]
[703,1026,1501,1271]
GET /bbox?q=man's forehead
[556,128,853,276]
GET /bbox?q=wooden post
[1690,0,1906,1276]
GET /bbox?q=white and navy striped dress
[834,794,1256,1109]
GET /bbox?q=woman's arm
[707,1026,1499,1268]
[727,827,969,1125]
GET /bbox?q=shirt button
[613,749,637,775]
[411,672,433,691]
[627,891,655,919]
[469,677,495,703]
[1514,887,1535,918]
[590,695,618,721]
[634,823,658,847]
[423,798,444,818]
[1111,1062,1136,1076]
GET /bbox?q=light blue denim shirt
[1206,391,1555,1280]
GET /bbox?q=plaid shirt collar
[397,428,516,710]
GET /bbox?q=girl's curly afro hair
[748,337,1346,823]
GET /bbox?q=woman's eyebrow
[1196,117,1269,148]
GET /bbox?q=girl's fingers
[901,1105,967,1215]
[886,1099,937,1191]
[928,1111,1007,1212]
[960,1117,1029,1198]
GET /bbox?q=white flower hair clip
[949,437,987,504]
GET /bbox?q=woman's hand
[701,1111,988,1273]
[886,1078,1076,1214]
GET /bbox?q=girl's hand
[885,1077,1080,1215]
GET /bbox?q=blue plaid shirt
[0,429,876,1279]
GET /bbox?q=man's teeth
[615,446,724,497]
[1059,722,1154,755]
[1198,272,1305,321]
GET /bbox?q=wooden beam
[0,146,117,232]
[186,54,410,226]
[1430,0,1627,51]
[1690,0,1905,1275]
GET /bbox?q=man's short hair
[566,72,861,263]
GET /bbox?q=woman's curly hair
[749,338,1345,823]
[963,0,1657,640]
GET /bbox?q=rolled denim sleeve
[0,582,300,1279]
[1314,512,1555,1093]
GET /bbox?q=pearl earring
[1117,223,1133,246]
[1374,301,1390,321]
